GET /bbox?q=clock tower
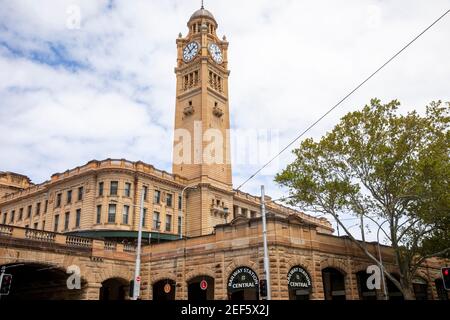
[173,5,232,190]
[172,5,234,237]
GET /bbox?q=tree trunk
[400,278,416,300]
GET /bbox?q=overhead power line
[236,9,450,191]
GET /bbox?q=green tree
[276,99,450,300]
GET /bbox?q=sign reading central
[287,266,312,290]
[227,267,259,293]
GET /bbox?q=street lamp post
[132,189,145,300]
[261,185,271,300]
[377,220,389,300]
[111,188,145,300]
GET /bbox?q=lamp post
[180,184,198,239]
[377,220,389,300]
[111,187,145,300]
[261,185,271,300]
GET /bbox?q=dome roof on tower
[189,7,216,23]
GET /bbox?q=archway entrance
[0,263,86,300]
[322,267,346,300]
[386,274,404,300]
[356,271,377,300]
[100,278,128,300]
[227,267,259,300]
[412,277,429,300]
[153,279,176,301]
[188,276,214,301]
[288,266,312,300]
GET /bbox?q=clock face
[183,42,199,62]
[208,43,223,64]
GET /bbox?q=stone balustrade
[0,224,135,261]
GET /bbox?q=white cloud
[0,0,449,240]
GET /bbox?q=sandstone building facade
[0,6,448,301]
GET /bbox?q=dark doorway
[412,277,429,300]
[322,267,346,300]
[0,263,86,300]
[386,274,404,300]
[153,279,176,301]
[227,267,259,301]
[188,276,214,301]
[100,278,127,300]
[356,271,377,300]
[288,266,312,300]
[435,278,449,300]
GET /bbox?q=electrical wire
[236,9,450,191]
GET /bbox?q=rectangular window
[19,208,23,220]
[152,212,160,230]
[96,205,102,224]
[166,214,172,232]
[27,205,32,218]
[54,215,59,232]
[42,220,45,230]
[10,210,15,223]
[36,202,41,216]
[44,200,48,213]
[56,193,62,207]
[64,212,70,230]
[67,190,72,204]
[2,212,6,224]
[78,187,84,201]
[123,205,129,224]
[154,190,161,204]
[98,182,104,196]
[108,204,116,223]
[143,186,148,201]
[178,216,182,235]
[124,183,131,197]
[75,209,81,228]
[142,208,147,227]
[178,195,182,210]
[166,194,173,207]
[34,222,38,229]
[110,181,118,196]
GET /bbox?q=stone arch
[151,272,177,285]
[225,257,259,279]
[186,267,216,282]
[320,257,349,275]
[287,257,313,273]
[286,258,315,300]
[0,259,88,300]
[412,271,432,300]
[97,267,133,284]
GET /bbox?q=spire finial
[201,0,204,9]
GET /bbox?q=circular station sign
[164,283,172,294]
[287,266,312,290]
[227,267,259,293]
[200,280,208,291]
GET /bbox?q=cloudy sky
[0,0,449,239]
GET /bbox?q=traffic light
[129,280,135,298]
[442,267,450,291]
[259,279,267,297]
[0,273,13,295]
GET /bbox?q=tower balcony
[211,204,229,219]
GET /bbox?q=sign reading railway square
[227,267,259,292]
